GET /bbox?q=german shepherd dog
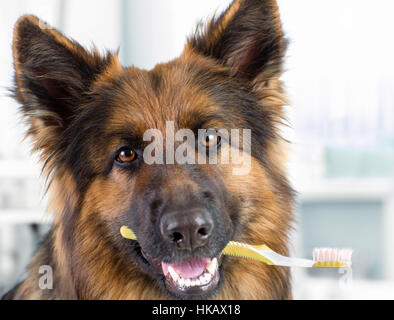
[3,0,294,300]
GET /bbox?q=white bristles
[313,248,352,263]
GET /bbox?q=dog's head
[12,0,293,299]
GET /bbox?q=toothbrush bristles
[313,248,352,264]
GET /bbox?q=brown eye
[116,147,137,164]
[202,131,221,148]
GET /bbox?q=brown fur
[4,0,294,300]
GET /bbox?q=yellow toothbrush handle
[221,242,275,265]
[120,226,137,240]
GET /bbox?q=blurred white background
[0,0,393,299]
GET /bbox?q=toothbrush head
[312,248,352,268]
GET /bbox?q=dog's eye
[115,147,137,164]
[201,130,221,148]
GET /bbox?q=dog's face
[13,0,293,299]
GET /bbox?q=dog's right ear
[12,15,117,150]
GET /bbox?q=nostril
[197,227,209,237]
[170,231,184,243]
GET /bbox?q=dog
[3,0,294,300]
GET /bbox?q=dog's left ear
[188,0,285,89]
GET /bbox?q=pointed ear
[12,15,118,131]
[188,0,286,88]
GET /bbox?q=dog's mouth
[161,257,220,296]
[137,247,222,299]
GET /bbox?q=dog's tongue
[162,257,210,279]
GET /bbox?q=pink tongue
[162,258,211,279]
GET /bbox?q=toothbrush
[120,226,352,268]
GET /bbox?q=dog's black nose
[160,209,214,251]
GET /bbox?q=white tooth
[168,266,179,281]
[191,280,196,287]
[199,275,207,284]
[206,258,218,275]
[201,273,211,284]
[204,272,212,282]
[195,279,201,286]
[178,278,185,287]
[185,279,191,287]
